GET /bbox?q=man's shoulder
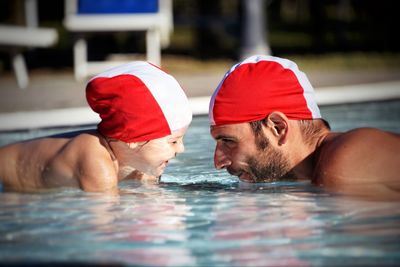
[314,127,400,185]
[327,127,398,153]
[342,127,398,140]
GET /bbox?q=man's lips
[239,172,255,182]
[227,168,254,182]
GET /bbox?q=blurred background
[1,0,400,66]
[0,0,399,114]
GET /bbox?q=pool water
[0,100,400,267]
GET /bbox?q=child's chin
[156,165,167,176]
[140,173,158,181]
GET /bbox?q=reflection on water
[1,181,399,267]
[0,100,400,266]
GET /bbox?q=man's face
[210,123,295,183]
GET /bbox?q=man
[0,61,192,193]
[209,55,400,199]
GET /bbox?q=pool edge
[1,81,400,131]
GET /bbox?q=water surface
[0,100,400,266]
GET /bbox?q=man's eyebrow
[214,134,236,140]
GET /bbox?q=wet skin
[210,123,294,183]
[211,120,400,200]
[0,127,187,193]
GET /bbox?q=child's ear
[127,142,138,149]
[265,111,289,145]
[128,141,148,150]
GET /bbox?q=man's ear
[265,111,289,145]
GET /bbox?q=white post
[240,0,271,59]
[12,53,29,89]
[25,0,38,28]
[74,38,88,80]
[146,28,161,67]
[159,0,173,48]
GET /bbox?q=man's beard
[246,148,297,182]
[243,129,297,183]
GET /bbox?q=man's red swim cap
[209,55,321,126]
[86,61,192,142]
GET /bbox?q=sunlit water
[0,100,400,267]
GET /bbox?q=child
[0,62,192,193]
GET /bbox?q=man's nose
[214,146,231,169]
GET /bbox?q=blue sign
[78,0,159,14]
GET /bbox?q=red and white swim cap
[86,61,192,142]
[209,55,321,126]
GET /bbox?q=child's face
[133,127,188,177]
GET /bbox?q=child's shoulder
[68,130,105,153]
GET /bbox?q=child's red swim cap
[209,55,321,126]
[86,61,192,142]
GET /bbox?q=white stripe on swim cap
[93,61,192,132]
[209,60,243,125]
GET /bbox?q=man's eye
[221,138,235,145]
